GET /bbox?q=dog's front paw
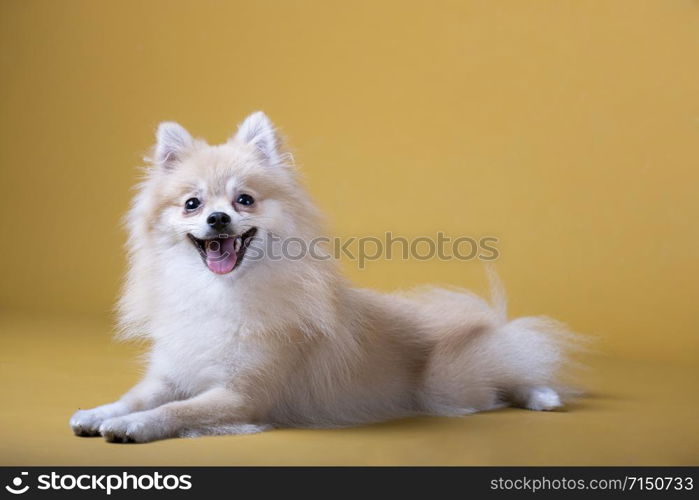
[70,409,103,437]
[99,414,161,443]
[70,402,126,437]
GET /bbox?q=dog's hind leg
[419,316,574,416]
[507,386,562,411]
[418,324,506,416]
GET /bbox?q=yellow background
[0,0,697,465]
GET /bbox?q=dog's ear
[232,111,282,166]
[155,122,193,169]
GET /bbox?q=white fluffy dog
[70,112,578,443]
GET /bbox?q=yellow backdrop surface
[0,0,697,465]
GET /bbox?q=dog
[70,112,579,443]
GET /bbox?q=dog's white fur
[70,112,579,443]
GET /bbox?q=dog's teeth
[234,237,242,252]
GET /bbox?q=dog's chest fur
[147,259,278,397]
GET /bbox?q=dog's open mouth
[187,228,257,275]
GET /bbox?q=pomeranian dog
[70,112,578,443]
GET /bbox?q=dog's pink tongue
[205,238,238,274]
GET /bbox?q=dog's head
[131,112,319,277]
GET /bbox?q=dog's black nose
[206,212,231,231]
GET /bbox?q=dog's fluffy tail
[418,267,584,416]
[485,264,508,323]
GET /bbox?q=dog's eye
[236,194,255,206]
[184,197,201,211]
